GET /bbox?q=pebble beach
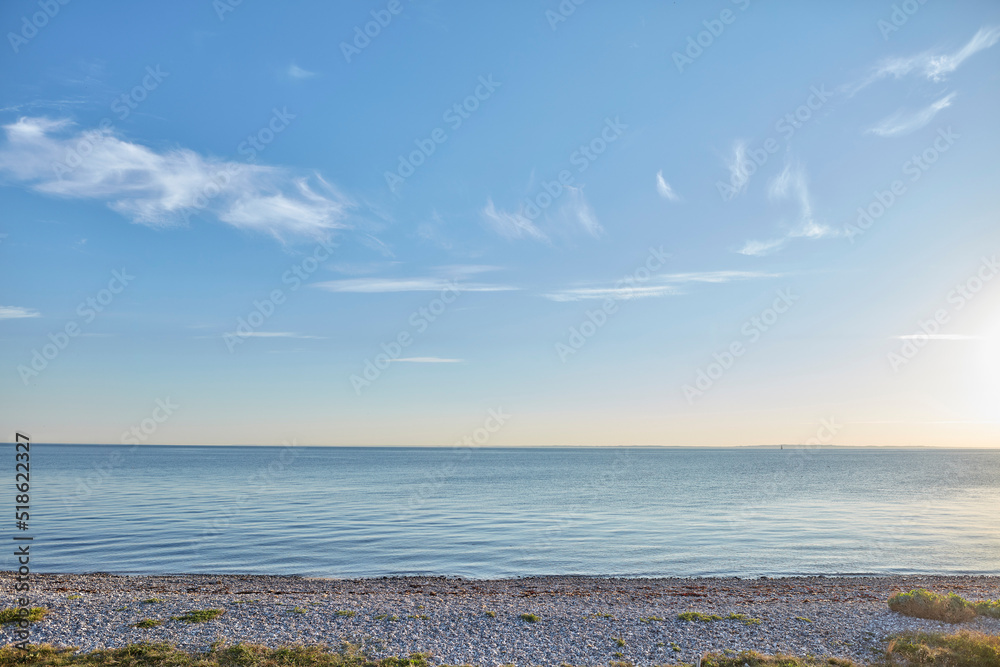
[3,573,999,665]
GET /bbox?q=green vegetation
[0,642,430,667]
[289,608,307,615]
[0,632,998,667]
[678,611,723,622]
[886,589,1000,624]
[66,596,81,601]
[0,608,47,625]
[613,638,625,648]
[796,616,813,623]
[519,613,540,623]
[639,615,666,623]
[588,612,615,619]
[142,599,164,604]
[133,619,163,629]
[727,612,762,626]
[334,610,356,618]
[373,614,398,621]
[483,611,496,618]
[405,615,429,620]
[172,609,224,623]
[669,642,681,653]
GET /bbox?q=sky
[1,1,999,447]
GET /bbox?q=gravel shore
[3,573,999,665]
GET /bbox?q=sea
[17,444,1000,578]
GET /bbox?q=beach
[4,573,999,665]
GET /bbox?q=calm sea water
[16,445,1000,578]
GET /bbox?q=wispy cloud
[868,93,956,137]
[656,170,680,202]
[0,306,40,319]
[892,334,984,340]
[481,197,548,241]
[740,163,837,256]
[848,26,1000,94]
[725,141,751,197]
[543,285,679,302]
[481,186,602,242]
[543,271,778,301]
[235,332,324,339]
[287,63,317,79]
[0,117,352,239]
[313,277,516,293]
[393,357,464,363]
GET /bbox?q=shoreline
[4,572,999,664]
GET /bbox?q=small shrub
[289,607,307,614]
[335,609,356,617]
[614,637,625,647]
[484,611,496,618]
[66,595,82,601]
[142,598,164,604]
[520,613,540,623]
[727,612,761,625]
[886,630,1000,667]
[134,619,163,628]
[889,589,977,623]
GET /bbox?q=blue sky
[2,0,1000,446]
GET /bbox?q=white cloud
[893,334,984,340]
[737,238,787,257]
[849,26,1000,94]
[313,277,516,293]
[481,186,602,242]
[741,163,837,257]
[543,270,777,301]
[543,285,679,302]
[725,141,751,197]
[235,332,324,339]
[560,186,603,238]
[867,93,956,137]
[0,117,352,239]
[393,357,464,363]
[288,64,317,79]
[0,306,40,319]
[656,170,680,202]
[481,197,548,241]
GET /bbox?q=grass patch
[676,611,760,625]
[639,615,666,623]
[613,638,625,647]
[519,613,540,623]
[885,630,1000,666]
[289,608,307,615]
[889,589,979,624]
[172,609,224,623]
[483,611,496,618]
[335,610,356,618]
[588,612,615,619]
[142,598,164,604]
[0,642,432,667]
[0,608,47,624]
[65,596,81,601]
[133,619,163,629]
